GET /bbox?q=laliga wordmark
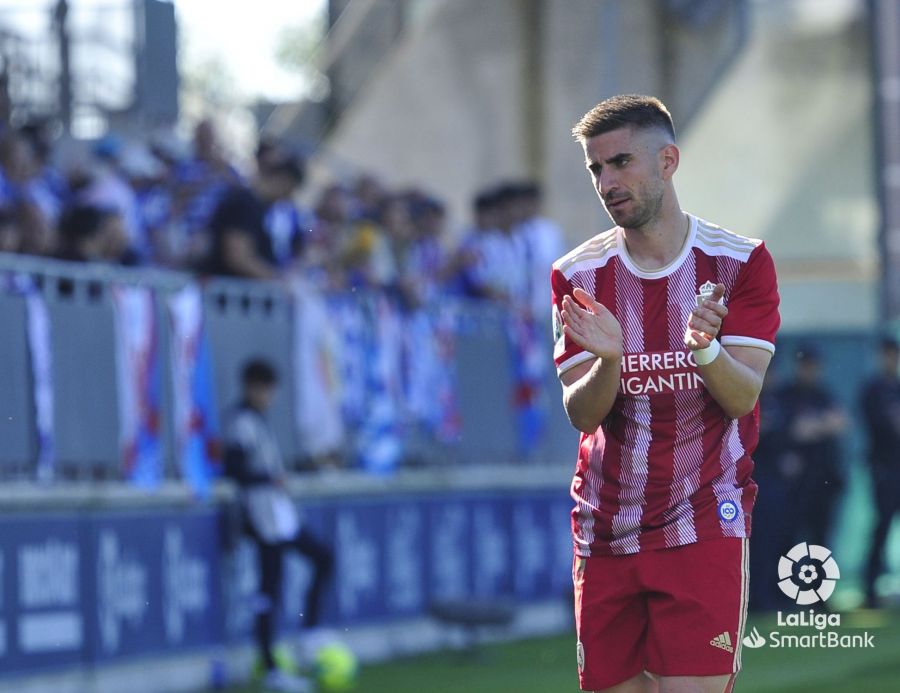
[754,612,876,649]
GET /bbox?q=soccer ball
[312,641,359,692]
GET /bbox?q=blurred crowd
[0,117,563,317]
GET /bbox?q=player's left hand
[684,283,727,350]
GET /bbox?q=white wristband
[692,339,721,366]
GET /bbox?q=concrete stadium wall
[317,0,876,332]
[677,2,876,330]
[316,0,746,241]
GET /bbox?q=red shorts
[573,537,749,691]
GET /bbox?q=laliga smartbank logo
[741,543,875,651]
[776,541,840,604]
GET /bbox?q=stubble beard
[608,185,664,232]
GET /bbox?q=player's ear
[659,143,680,180]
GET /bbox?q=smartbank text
[769,612,875,649]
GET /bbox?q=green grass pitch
[218,610,900,692]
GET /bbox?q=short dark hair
[572,94,676,143]
[263,148,306,186]
[242,358,278,386]
[59,204,115,241]
[473,190,497,213]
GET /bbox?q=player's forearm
[697,347,764,419]
[563,357,622,433]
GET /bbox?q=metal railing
[0,252,574,483]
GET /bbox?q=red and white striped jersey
[551,214,780,556]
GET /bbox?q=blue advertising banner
[382,501,427,617]
[468,494,515,599]
[158,512,223,649]
[426,497,472,603]
[85,509,223,661]
[333,499,388,623]
[0,514,85,672]
[0,486,573,677]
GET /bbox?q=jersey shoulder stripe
[695,219,761,261]
[553,228,619,277]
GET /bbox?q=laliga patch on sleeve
[552,304,565,357]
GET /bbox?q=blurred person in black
[860,337,900,607]
[254,140,310,271]
[748,364,793,611]
[204,150,306,279]
[223,359,333,693]
[56,203,138,265]
[779,345,847,549]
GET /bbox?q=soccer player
[551,95,780,693]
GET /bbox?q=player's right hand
[561,288,624,361]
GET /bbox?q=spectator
[19,119,69,219]
[222,359,333,693]
[491,183,529,306]
[510,181,564,320]
[0,207,22,254]
[306,184,355,289]
[353,172,386,222]
[779,345,847,549]
[0,130,56,255]
[119,143,174,266]
[172,118,243,265]
[80,135,144,261]
[255,140,309,270]
[401,193,449,306]
[449,189,508,301]
[338,193,402,289]
[56,204,136,265]
[204,149,305,279]
[860,336,900,607]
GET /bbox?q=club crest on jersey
[695,280,723,308]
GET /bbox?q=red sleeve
[719,242,780,352]
[551,267,596,376]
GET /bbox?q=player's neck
[620,196,688,271]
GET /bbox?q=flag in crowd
[168,284,220,496]
[291,277,345,459]
[112,285,163,487]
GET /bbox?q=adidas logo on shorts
[709,631,734,653]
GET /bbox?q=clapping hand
[561,288,624,361]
